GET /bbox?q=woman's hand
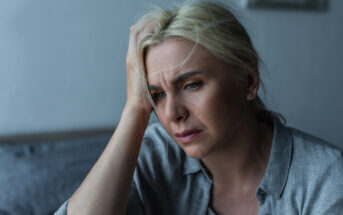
[125,23,153,114]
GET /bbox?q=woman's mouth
[175,129,203,144]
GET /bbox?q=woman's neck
[201,114,273,192]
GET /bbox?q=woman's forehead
[145,39,216,80]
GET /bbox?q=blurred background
[1,0,343,214]
[0,0,342,145]
[0,0,343,146]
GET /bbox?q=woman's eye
[185,82,201,89]
[153,92,166,101]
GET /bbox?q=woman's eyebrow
[171,71,203,85]
[148,71,203,91]
[148,85,159,91]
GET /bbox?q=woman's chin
[183,145,210,159]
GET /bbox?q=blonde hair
[134,1,280,123]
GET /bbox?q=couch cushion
[0,132,112,215]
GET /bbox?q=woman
[55,1,343,215]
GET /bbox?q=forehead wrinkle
[147,53,191,78]
[146,39,199,81]
[147,68,179,92]
[147,60,187,90]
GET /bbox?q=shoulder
[284,126,343,212]
[287,126,343,168]
[271,123,343,213]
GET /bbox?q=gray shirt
[55,119,343,215]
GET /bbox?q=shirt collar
[258,118,293,199]
[183,155,203,175]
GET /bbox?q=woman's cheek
[188,87,220,121]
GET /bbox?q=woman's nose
[164,95,188,122]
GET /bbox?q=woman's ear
[245,72,260,101]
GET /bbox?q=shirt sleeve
[126,182,144,215]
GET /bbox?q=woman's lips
[175,129,203,144]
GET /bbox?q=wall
[241,0,343,146]
[0,0,342,147]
